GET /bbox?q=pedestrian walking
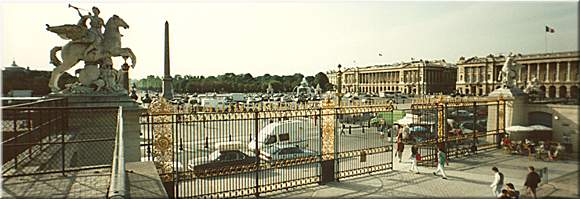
[505,183,520,199]
[524,166,541,199]
[408,144,420,174]
[396,138,405,163]
[490,167,505,197]
[340,123,346,135]
[402,125,410,141]
[497,189,510,199]
[432,147,448,179]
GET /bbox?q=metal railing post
[318,108,323,182]
[254,111,260,198]
[172,114,178,199]
[61,108,66,175]
[496,100,500,148]
[13,112,18,170]
[473,102,477,148]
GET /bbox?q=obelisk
[162,21,174,100]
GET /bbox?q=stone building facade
[327,60,457,95]
[456,51,579,99]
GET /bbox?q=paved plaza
[268,149,579,198]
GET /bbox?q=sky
[1,0,578,79]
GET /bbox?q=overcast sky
[1,0,578,79]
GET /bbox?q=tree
[132,72,331,94]
[314,72,330,91]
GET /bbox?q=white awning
[506,125,533,132]
[528,125,552,131]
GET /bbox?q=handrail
[1,97,65,109]
[108,106,126,199]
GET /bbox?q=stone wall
[527,104,579,153]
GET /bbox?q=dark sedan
[188,149,257,177]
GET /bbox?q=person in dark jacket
[524,166,541,199]
[497,189,510,199]
[505,183,520,199]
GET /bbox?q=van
[248,119,316,151]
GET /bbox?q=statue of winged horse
[46,15,136,92]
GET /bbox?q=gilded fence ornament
[436,96,445,142]
[148,97,174,181]
[498,96,506,130]
[321,98,335,160]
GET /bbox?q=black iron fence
[2,102,119,177]
[139,97,509,198]
[140,102,394,198]
[409,98,507,167]
[335,108,394,180]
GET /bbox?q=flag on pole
[545,26,555,33]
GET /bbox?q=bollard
[538,167,548,185]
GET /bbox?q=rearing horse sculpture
[497,53,520,89]
[47,15,137,92]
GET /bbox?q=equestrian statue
[46,5,136,94]
[497,53,521,89]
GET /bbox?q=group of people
[502,137,564,161]
[393,133,545,199]
[395,137,449,179]
[492,166,542,199]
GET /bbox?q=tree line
[2,69,77,96]
[135,72,331,94]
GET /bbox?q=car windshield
[208,151,220,161]
[279,147,303,154]
[462,123,474,130]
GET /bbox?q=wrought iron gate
[335,104,394,180]
[409,97,508,167]
[140,99,395,198]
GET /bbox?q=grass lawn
[371,110,406,126]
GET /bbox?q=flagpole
[545,30,548,53]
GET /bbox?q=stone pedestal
[48,95,144,166]
[120,63,131,94]
[487,88,529,144]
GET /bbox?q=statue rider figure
[498,53,519,89]
[72,6,104,59]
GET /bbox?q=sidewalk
[268,149,578,198]
[2,162,167,198]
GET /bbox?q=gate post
[254,111,260,198]
[320,98,336,184]
[436,98,445,144]
[148,98,176,198]
[497,98,506,149]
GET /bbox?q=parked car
[459,120,486,134]
[260,144,316,163]
[188,142,257,177]
[450,110,474,118]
